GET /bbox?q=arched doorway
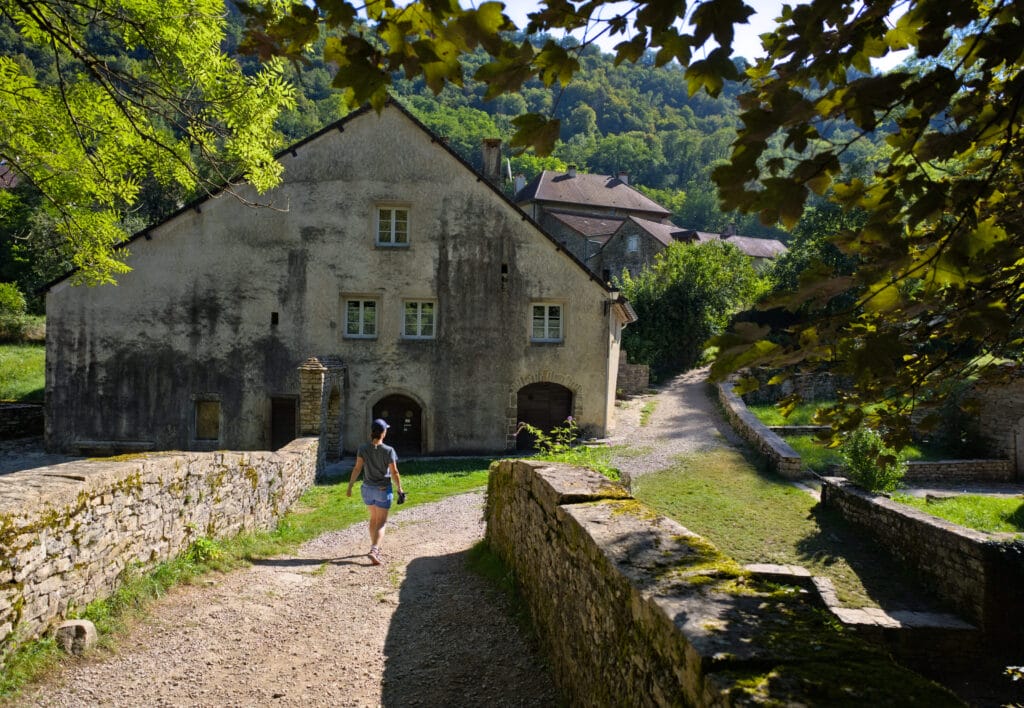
[372,394,423,457]
[516,382,573,450]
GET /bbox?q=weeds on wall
[517,418,621,481]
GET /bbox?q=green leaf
[509,113,560,156]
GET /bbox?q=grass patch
[0,343,44,402]
[785,435,941,475]
[639,401,657,426]
[533,445,621,481]
[892,493,1024,535]
[0,457,492,699]
[746,401,827,426]
[632,448,946,609]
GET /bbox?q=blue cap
[371,418,390,435]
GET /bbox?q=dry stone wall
[485,459,961,706]
[820,476,1024,645]
[0,438,319,665]
[716,383,804,478]
[616,359,650,396]
[0,404,44,440]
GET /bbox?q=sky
[501,0,788,62]
[499,0,908,69]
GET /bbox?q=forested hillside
[1,2,886,308]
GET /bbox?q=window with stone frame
[194,400,220,441]
[402,300,436,339]
[344,298,378,338]
[531,302,563,343]
[376,206,409,246]
[627,234,640,253]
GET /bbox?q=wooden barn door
[516,382,573,450]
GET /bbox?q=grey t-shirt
[357,442,397,487]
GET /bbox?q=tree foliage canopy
[618,240,766,377]
[1,0,294,284]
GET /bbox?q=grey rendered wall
[46,107,619,455]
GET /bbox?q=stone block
[54,619,98,656]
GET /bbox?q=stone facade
[820,476,1024,645]
[44,103,629,457]
[903,459,1014,483]
[973,373,1024,474]
[0,438,319,665]
[484,460,961,705]
[0,404,43,440]
[598,218,665,280]
[717,382,804,478]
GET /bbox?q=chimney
[482,138,502,185]
[617,171,629,185]
[514,173,526,196]
[567,164,577,178]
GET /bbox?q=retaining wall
[717,382,803,478]
[485,459,960,706]
[0,404,44,440]
[617,359,650,396]
[904,459,1015,483]
[0,438,320,664]
[820,476,1024,645]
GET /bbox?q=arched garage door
[516,382,573,450]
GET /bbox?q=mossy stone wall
[0,437,319,666]
[485,460,961,706]
[821,476,1024,646]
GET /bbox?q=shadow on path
[381,551,560,707]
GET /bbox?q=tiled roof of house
[0,162,19,189]
[515,170,671,217]
[627,216,690,247]
[549,211,625,239]
[724,235,789,259]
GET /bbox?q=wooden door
[516,382,573,450]
[372,395,422,457]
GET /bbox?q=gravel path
[607,367,741,484]
[17,493,558,707]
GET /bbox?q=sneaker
[368,547,382,565]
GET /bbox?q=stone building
[514,168,788,281]
[514,168,671,273]
[43,101,635,458]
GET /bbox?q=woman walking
[347,418,405,565]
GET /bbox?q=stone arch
[506,371,583,449]
[366,388,429,457]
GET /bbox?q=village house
[43,101,635,459]
[515,168,788,281]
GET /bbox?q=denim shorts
[361,484,393,509]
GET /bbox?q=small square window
[377,207,409,246]
[531,303,563,343]
[344,299,378,338]
[195,400,220,441]
[403,300,436,339]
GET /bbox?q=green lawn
[892,493,1024,535]
[746,400,827,426]
[0,343,45,402]
[784,435,938,474]
[632,448,948,610]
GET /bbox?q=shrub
[840,427,906,493]
[0,283,27,342]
